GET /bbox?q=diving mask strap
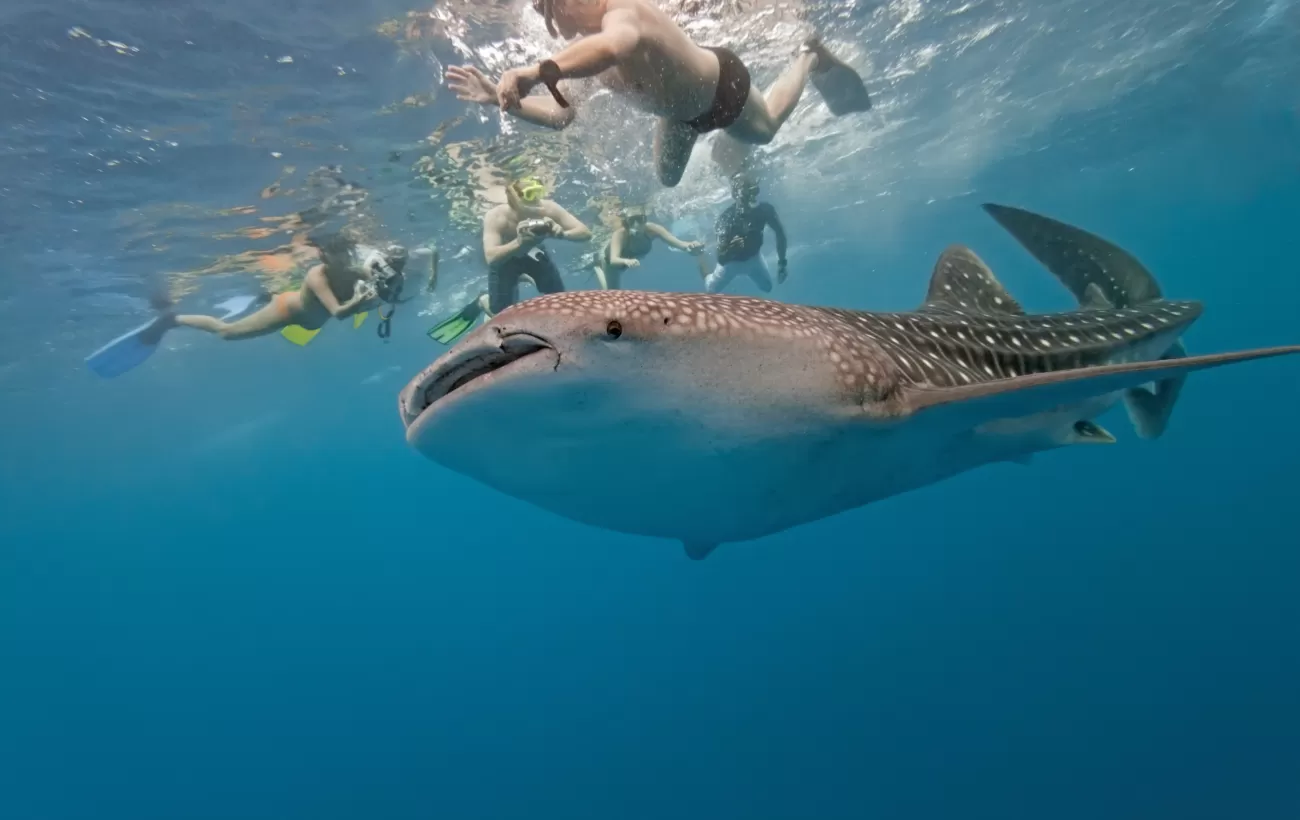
[538,60,569,108]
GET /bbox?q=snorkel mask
[515,177,547,204]
[623,207,647,232]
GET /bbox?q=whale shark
[398,204,1300,559]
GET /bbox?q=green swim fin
[281,324,322,346]
[427,298,484,345]
[806,37,871,116]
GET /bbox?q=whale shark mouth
[399,331,556,430]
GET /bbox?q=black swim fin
[806,37,872,116]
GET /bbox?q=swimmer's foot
[803,36,872,115]
[801,36,831,74]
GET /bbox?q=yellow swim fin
[353,311,368,329]
[280,324,322,346]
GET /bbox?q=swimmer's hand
[352,280,379,304]
[447,65,497,106]
[519,218,559,241]
[614,257,640,269]
[684,241,705,255]
[777,258,788,284]
[497,66,540,111]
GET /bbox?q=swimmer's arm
[304,265,366,318]
[538,11,641,81]
[543,201,592,242]
[608,229,632,266]
[508,97,577,130]
[483,210,534,268]
[764,206,788,262]
[646,222,696,251]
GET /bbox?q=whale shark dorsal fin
[683,541,719,561]
[1081,283,1114,311]
[921,245,1024,316]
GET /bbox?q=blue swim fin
[86,314,176,379]
[806,38,871,116]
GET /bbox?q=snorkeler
[702,178,787,295]
[428,177,591,344]
[86,236,413,378]
[446,0,870,187]
[174,237,408,340]
[593,205,705,290]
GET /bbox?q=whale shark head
[399,291,884,550]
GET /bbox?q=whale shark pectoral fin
[902,346,1300,428]
[1123,339,1188,440]
[683,541,719,561]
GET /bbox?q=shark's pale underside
[399,205,1300,559]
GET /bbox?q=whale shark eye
[605,319,623,339]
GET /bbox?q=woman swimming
[593,205,705,290]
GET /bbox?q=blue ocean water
[2,1,1299,818]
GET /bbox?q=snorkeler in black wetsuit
[593,206,705,290]
[702,179,787,294]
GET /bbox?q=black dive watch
[538,59,569,108]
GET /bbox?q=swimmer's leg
[594,261,622,291]
[655,118,699,188]
[175,295,296,341]
[745,257,774,294]
[703,262,737,294]
[727,51,818,144]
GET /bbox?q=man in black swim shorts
[448,0,862,187]
[482,177,592,315]
[425,176,593,347]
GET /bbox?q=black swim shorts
[685,47,752,134]
[489,246,565,314]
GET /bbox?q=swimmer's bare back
[591,0,719,121]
